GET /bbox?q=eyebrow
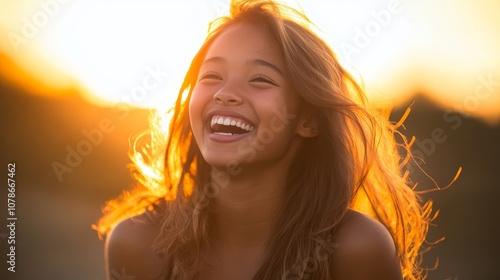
[202,56,284,76]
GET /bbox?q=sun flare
[1,0,499,120]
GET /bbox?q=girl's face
[189,23,303,169]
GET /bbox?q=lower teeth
[215,132,234,135]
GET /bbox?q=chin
[202,151,242,169]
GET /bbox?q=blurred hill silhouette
[391,97,500,280]
[0,77,149,280]
[1,74,499,279]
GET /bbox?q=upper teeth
[211,115,254,132]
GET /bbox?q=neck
[207,135,304,250]
[209,162,289,249]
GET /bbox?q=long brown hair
[95,1,436,279]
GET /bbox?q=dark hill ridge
[391,98,500,280]
[1,76,499,278]
[1,79,149,280]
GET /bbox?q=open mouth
[209,115,255,136]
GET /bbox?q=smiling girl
[97,1,433,279]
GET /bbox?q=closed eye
[199,72,222,82]
[250,75,278,86]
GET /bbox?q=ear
[296,111,319,138]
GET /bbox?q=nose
[213,83,243,105]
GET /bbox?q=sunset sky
[1,0,499,122]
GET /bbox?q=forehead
[204,22,284,65]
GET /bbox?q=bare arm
[105,214,166,280]
[332,211,403,280]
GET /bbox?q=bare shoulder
[332,210,403,280]
[335,210,396,253]
[105,212,166,280]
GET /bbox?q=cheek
[256,98,299,140]
[189,88,206,126]
[259,94,299,126]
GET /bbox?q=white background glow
[1,0,499,120]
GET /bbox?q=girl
[96,1,433,279]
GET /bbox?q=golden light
[297,0,500,121]
[1,0,499,121]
